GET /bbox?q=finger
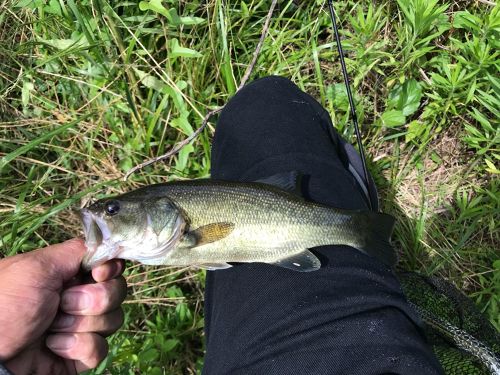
[46,332,108,371]
[33,238,87,285]
[51,308,124,336]
[61,276,127,315]
[91,259,125,283]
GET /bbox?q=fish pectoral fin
[189,222,235,247]
[273,249,321,272]
[255,171,303,196]
[197,263,233,271]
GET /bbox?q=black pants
[203,76,443,374]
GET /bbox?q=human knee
[242,75,298,97]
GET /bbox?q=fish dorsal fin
[255,171,302,195]
[188,222,235,247]
[197,263,233,271]
[273,249,321,272]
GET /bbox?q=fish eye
[105,200,120,216]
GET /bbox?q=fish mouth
[80,208,186,270]
[81,208,120,270]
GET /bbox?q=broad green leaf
[241,1,249,18]
[44,0,62,15]
[327,83,349,112]
[163,85,187,115]
[140,75,165,92]
[39,37,88,50]
[123,15,157,23]
[405,120,423,142]
[138,1,201,26]
[134,69,192,117]
[149,368,162,375]
[388,79,422,117]
[139,348,159,362]
[161,339,179,352]
[134,68,167,92]
[139,0,170,19]
[380,110,406,127]
[118,157,133,172]
[167,7,181,24]
[176,143,194,172]
[179,15,205,25]
[176,80,188,91]
[21,80,33,107]
[166,8,203,26]
[169,38,202,59]
[171,116,193,136]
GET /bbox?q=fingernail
[51,314,75,329]
[61,291,91,312]
[46,334,76,351]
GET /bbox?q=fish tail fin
[355,211,397,267]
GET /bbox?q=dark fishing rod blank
[326,0,374,211]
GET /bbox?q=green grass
[1,0,499,373]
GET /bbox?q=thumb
[32,238,87,283]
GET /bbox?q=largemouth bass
[81,173,397,271]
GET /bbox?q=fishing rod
[326,0,374,211]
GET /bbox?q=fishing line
[326,0,374,211]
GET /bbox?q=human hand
[0,238,127,374]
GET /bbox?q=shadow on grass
[371,157,499,326]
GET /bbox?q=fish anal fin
[190,222,234,247]
[197,263,233,271]
[273,249,321,272]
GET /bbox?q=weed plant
[1,0,498,373]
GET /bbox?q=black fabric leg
[203,76,443,375]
